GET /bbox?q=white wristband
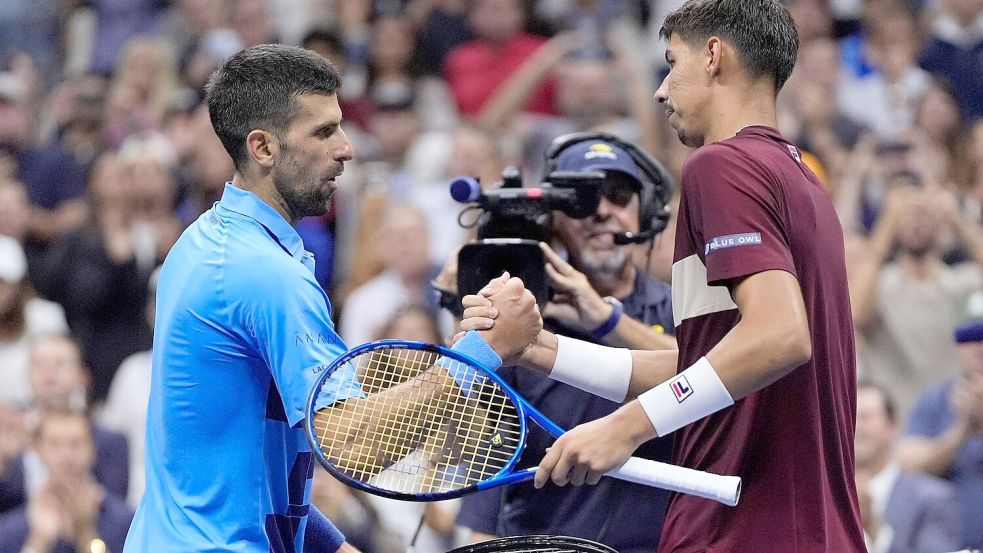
[637,357,734,437]
[549,334,633,402]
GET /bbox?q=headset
[545,131,675,245]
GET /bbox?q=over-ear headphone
[544,131,675,245]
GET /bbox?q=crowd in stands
[0,0,980,551]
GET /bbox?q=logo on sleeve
[787,144,801,163]
[705,232,762,255]
[670,374,693,403]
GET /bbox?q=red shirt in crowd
[443,33,557,117]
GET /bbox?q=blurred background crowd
[0,0,980,552]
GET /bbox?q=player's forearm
[517,330,676,401]
[625,349,678,398]
[705,315,812,400]
[316,373,453,473]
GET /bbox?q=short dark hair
[857,379,897,424]
[205,44,341,170]
[660,0,799,93]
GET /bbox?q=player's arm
[510,329,677,400]
[304,505,352,553]
[315,276,542,477]
[468,266,809,401]
[702,269,811,397]
[527,269,810,487]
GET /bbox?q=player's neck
[704,84,778,144]
[231,172,296,224]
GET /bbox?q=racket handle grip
[607,457,742,506]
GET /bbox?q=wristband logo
[670,374,693,403]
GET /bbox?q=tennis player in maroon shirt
[459,0,866,550]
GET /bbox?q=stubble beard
[273,146,333,220]
[676,126,705,148]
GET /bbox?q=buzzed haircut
[660,0,799,93]
[205,44,341,170]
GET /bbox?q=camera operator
[452,134,676,551]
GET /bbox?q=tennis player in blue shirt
[124,44,541,553]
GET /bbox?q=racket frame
[304,339,534,501]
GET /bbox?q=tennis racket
[446,535,617,553]
[304,339,741,506]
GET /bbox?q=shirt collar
[868,461,901,518]
[218,182,305,258]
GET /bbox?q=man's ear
[245,129,279,169]
[706,36,723,78]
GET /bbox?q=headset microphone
[613,229,657,246]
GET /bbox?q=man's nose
[594,196,615,219]
[654,77,669,104]
[335,129,354,162]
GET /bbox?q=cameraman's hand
[540,242,613,333]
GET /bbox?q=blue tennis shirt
[124,183,362,553]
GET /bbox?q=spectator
[410,122,505,262]
[0,235,68,407]
[88,0,164,76]
[779,37,865,182]
[340,204,441,347]
[0,409,133,553]
[837,6,933,138]
[103,37,180,147]
[0,402,31,514]
[0,334,129,514]
[0,72,87,245]
[411,0,472,76]
[118,132,183,267]
[45,74,109,171]
[850,184,983,415]
[919,0,983,119]
[368,14,457,132]
[854,381,961,553]
[899,291,983,549]
[37,153,155,403]
[443,0,557,117]
[510,45,662,184]
[232,0,278,47]
[913,79,969,175]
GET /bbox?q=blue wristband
[451,330,503,371]
[305,505,346,552]
[437,331,503,396]
[590,297,623,340]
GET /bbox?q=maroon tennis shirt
[659,126,865,552]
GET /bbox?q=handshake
[452,272,546,366]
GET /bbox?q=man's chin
[677,129,704,148]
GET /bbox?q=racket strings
[312,347,522,495]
